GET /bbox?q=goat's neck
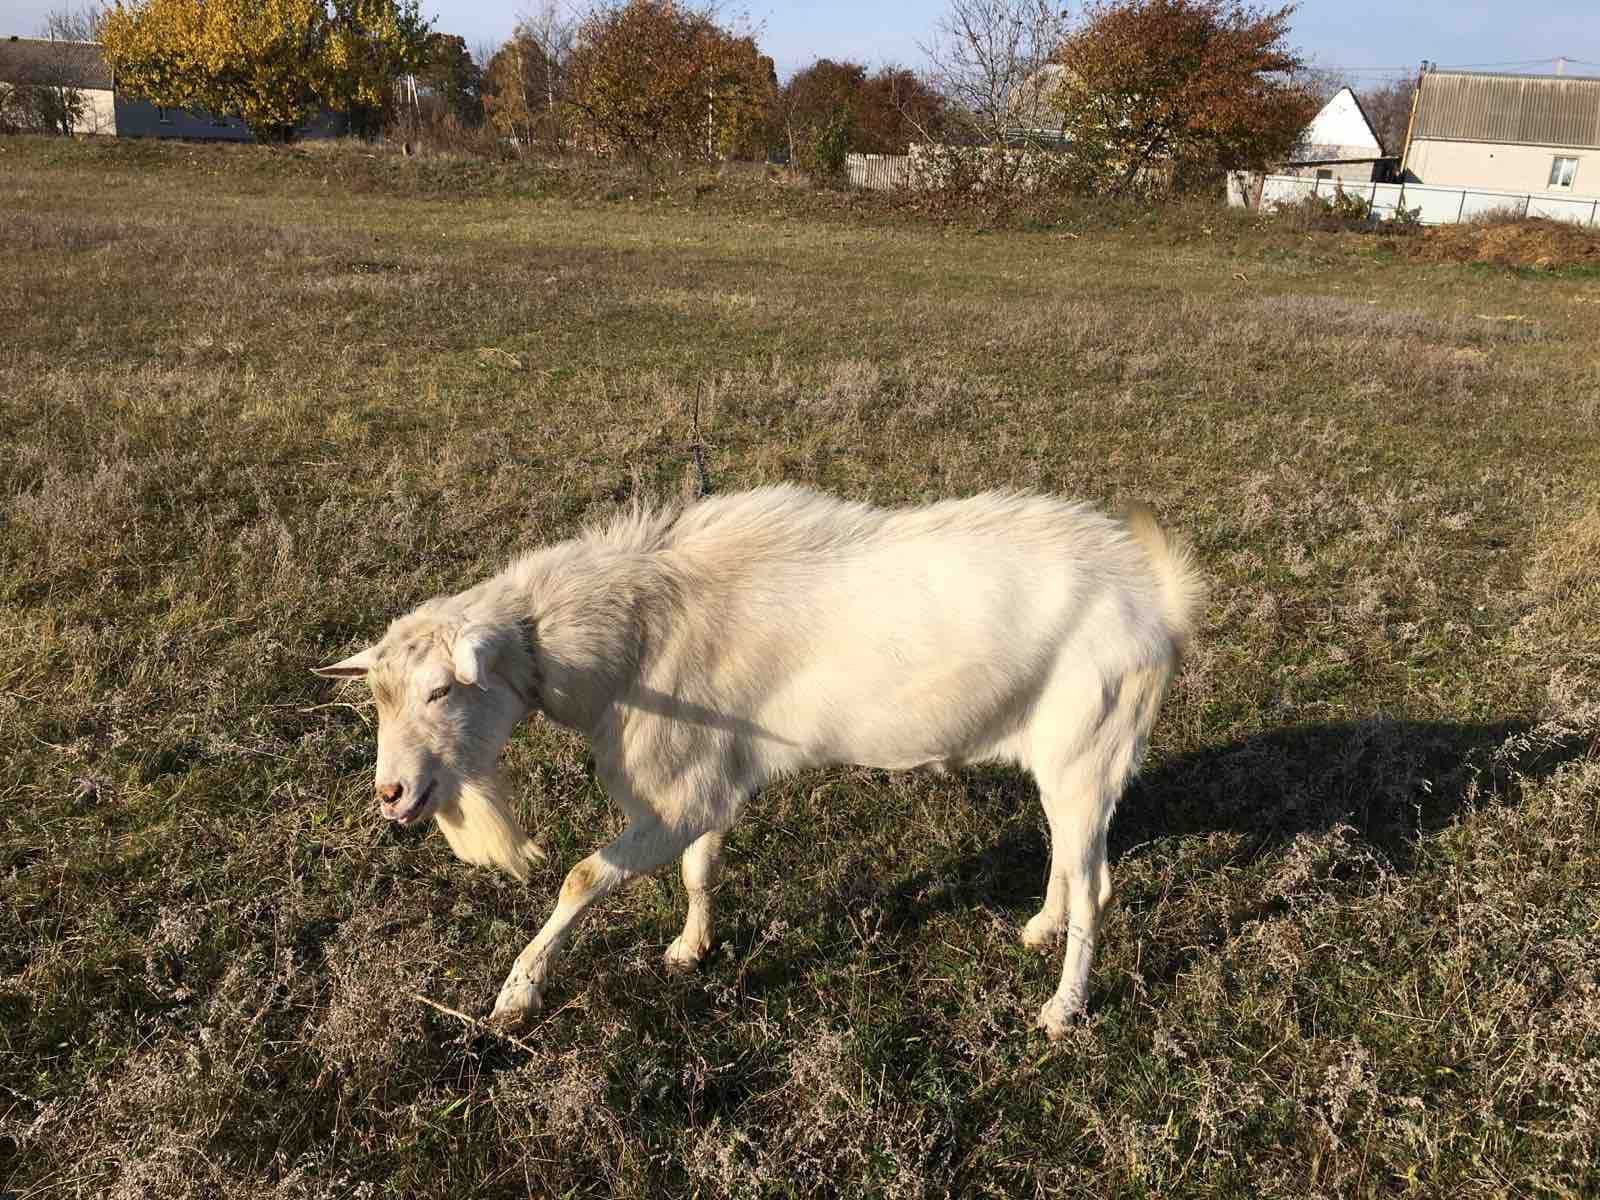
[508,542,664,735]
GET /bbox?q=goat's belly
[775,679,1031,774]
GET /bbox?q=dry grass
[1402,216,1600,271]
[1,134,1599,1198]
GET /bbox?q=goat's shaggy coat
[316,484,1204,1037]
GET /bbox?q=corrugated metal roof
[1412,70,1600,150]
[0,37,113,91]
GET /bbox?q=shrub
[797,110,852,181]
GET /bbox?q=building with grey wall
[1282,87,1396,184]
[1,35,345,141]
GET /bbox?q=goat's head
[314,608,533,830]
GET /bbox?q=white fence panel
[1529,194,1599,223]
[1459,191,1525,221]
[1410,185,1473,225]
[1253,174,1600,227]
[846,153,910,191]
[1258,176,1315,210]
[1367,183,1403,222]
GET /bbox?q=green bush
[797,109,852,181]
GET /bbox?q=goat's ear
[313,646,378,679]
[451,626,498,689]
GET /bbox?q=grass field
[2,134,1599,1198]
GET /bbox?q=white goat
[315,484,1203,1037]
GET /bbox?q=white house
[1226,87,1394,208]
[1403,69,1600,197]
[0,34,341,141]
[0,35,115,134]
[1281,87,1393,183]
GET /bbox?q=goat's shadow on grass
[662,717,1588,1038]
[875,718,1586,931]
[1118,718,1572,864]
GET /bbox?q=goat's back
[628,486,1186,771]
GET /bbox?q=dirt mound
[1403,217,1600,270]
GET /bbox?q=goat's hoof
[1035,994,1084,1041]
[1020,913,1062,951]
[664,934,710,972]
[488,980,542,1029]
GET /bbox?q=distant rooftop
[0,35,113,91]
[1412,70,1600,150]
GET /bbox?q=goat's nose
[377,782,404,805]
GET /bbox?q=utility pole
[1398,60,1429,182]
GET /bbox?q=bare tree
[518,2,577,70]
[1357,76,1417,157]
[483,2,576,150]
[5,6,111,135]
[921,0,1066,143]
[1292,64,1344,103]
[41,4,106,42]
[518,1,575,146]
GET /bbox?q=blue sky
[748,1,1597,79]
[7,1,1597,84]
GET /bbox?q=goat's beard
[432,772,545,882]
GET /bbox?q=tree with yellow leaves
[102,0,428,143]
[322,0,430,138]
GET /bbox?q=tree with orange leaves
[564,0,774,165]
[1051,0,1319,194]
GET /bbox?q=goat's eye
[426,685,451,704]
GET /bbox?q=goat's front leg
[665,831,724,971]
[489,819,695,1028]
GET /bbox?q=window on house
[1315,168,1333,181]
[1548,156,1578,189]
[157,106,172,124]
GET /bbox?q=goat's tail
[1122,502,1207,648]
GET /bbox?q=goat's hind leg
[1031,759,1116,1040]
[665,830,724,971]
[1028,664,1169,1039]
[1021,756,1109,954]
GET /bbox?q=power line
[1438,57,1566,68]
[1443,58,1550,67]
[1314,56,1599,74]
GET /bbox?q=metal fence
[1247,174,1600,227]
[845,153,910,191]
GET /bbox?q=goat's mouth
[390,780,438,827]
